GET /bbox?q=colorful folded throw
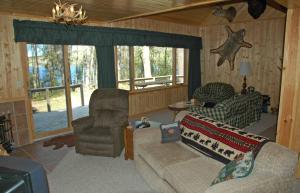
[180,112,269,164]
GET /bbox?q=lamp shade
[240,61,251,76]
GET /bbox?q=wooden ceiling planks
[0,0,232,22]
[147,2,286,26]
[0,0,287,25]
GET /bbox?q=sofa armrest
[204,171,295,193]
[71,116,94,134]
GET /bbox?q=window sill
[129,84,187,95]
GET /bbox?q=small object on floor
[43,134,76,150]
[135,121,150,128]
[262,95,271,113]
[135,117,151,128]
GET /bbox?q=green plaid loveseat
[189,91,263,128]
[193,82,235,103]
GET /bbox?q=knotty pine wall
[0,15,25,101]
[0,15,31,146]
[199,18,286,108]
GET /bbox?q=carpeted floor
[47,150,154,193]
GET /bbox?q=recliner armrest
[71,116,94,134]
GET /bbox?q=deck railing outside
[30,84,84,112]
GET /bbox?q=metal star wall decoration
[210,25,252,70]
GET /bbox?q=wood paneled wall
[129,86,188,116]
[0,15,25,101]
[0,15,31,146]
[198,18,286,108]
[277,8,300,152]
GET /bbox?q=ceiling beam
[109,0,236,23]
[268,0,287,13]
[275,0,288,7]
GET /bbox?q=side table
[124,125,134,160]
[168,100,201,117]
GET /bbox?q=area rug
[43,134,76,150]
[47,150,154,193]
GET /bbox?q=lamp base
[241,76,247,95]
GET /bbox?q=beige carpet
[47,150,154,193]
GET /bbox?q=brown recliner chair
[71,88,129,157]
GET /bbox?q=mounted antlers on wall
[212,6,237,22]
[210,26,253,71]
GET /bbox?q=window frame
[114,46,187,92]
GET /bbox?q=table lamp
[240,61,251,95]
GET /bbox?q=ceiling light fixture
[52,0,87,25]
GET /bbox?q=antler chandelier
[52,0,87,25]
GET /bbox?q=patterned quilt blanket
[180,112,269,164]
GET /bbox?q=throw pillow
[211,151,254,186]
[160,122,181,143]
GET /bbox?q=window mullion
[172,48,176,86]
[129,46,135,91]
[114,46,119,88]
[184,49,189,85]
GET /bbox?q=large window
[26,44,98,138]
[115,46,186,91]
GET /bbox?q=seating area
[2,0,300,193]
[133,112,298,193]
[190,84,263,128]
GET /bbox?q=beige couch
[133,112,298,193]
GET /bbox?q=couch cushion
[164,157,224,193]
[138,142,199,178]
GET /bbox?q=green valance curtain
[13,19,202,96]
